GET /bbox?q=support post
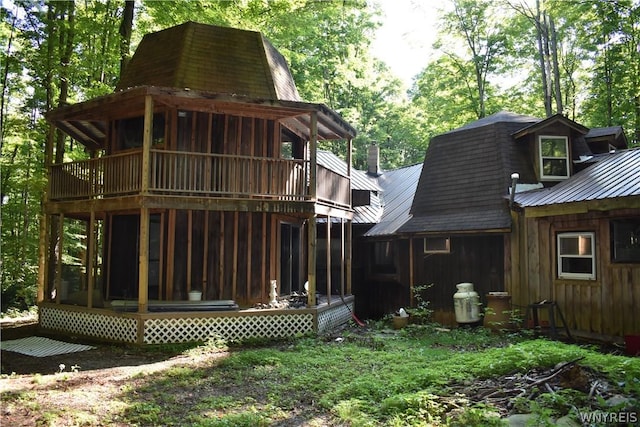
[37,213,49,304]
[87,209,96,308]
[55,214,64,304]
[138,95,153,312]
[340,218,345,297]
[326,215,331,305]
[309,112,317,200]
[307,214,317,307]
[307,111,318,307]
[409,236,415,307]
[346,220,352,296]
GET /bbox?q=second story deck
[45,87,356,217]
[49,149,351,212]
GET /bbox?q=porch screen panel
[172,210,189,299]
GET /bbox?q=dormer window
[539,136,569,180]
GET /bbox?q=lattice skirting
[40,306,138,343]
[143,312,314,344]
[39,299,353,345]
[318,301,354,333]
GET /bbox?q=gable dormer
[584,126,628,154]
[512,114,589,185]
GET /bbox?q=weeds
[4,326,639,426]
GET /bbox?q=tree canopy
[1,0,638,311]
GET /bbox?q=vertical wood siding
[509,210,640,338]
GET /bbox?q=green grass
[117,323,640,426]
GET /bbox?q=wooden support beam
[55,214,64,304]
[340,218,345,297]
[37,212,49,304]
[187,210,192,292]
[409,237,415,307]
[218,213,224,299]
[309,112,317,200]
[326,215,331,305]
[202,211,209,299]
[232,211,239,300]
[87,210,96,309]
[346,219,352,295]
[138,206,150,313]
[141,95,153,194]
[347,138,352,206]
[307,214,317,306]
[166,209,176,300]
[261,213,267,302]
[247,212,252,302]
[105,214,113,298]
[158,212,165,300]
[307,111,318,306]
[270,215,277,296]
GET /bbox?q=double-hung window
[557,232,596,280]
[539,136,569,180]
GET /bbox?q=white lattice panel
[143,312,314,344]
[40,306,138,343]
[318,302,353,333]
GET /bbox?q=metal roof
[353,192,383,224]
[514,148,640,207]
[316,150,381,191]
[364,163,422,236]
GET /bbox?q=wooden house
[37,22,358,344]
[511,148,640,341]
[356,112,637,340]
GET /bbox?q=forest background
[1,0,639,311]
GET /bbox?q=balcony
[49,150,350,209]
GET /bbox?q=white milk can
[453,282,481,324]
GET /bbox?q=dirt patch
[1,327,226,427]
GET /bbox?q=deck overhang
[46,86,356,151]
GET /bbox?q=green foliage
[406,283,434,324]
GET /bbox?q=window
[557,232,595,280]
[539,136,569,180]
[424,237,450,254]
[611,219,640,263]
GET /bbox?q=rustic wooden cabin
[355,111,635,339]
[37,22,358,345]
[511,148,640,342]
[356,162,422,319]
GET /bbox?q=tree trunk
[119,0,135,76]
[549,15,563,115]
[45,0,76,300]
[535,0,552,117]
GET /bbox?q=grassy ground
[2,321,639,426]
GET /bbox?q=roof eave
[46,86,356,149]
[512,113,589,139]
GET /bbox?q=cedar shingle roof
[116,22,300,101]
[399,111,539,234]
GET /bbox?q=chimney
[367,143,380,176]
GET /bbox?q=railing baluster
[48,151,349,205]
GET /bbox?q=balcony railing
[49,150,350,208]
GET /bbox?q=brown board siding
[510,209,640,338]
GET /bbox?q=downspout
[509,173,519,210]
